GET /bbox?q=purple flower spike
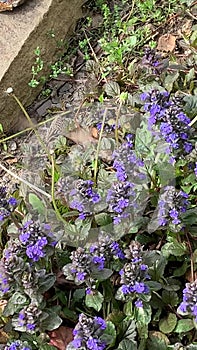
[18,220,56,262]
[141,89,193,158]
[70,314,107,350]
[178,279,197,322]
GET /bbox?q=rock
[0,0,27,12]
[0,0,85,132]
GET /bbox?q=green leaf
[3,292,27,316]
[120,319,137,341]
[40,312,62,331]
[182,208,197,225]
[38,274,56,293]
[85,291,104,311]
[174,319,194,333]
[124,301,133,317]
[161,240,187,257]
[107,311,125,326]
[147,331,169,350]
[135,303,152,327]
[115,287,126,302]
[146,281,162,291]
[156,162,175,186]
[184,94,197,118]
[159,313,177,334]
[73,289,86,302]
[101,321,116,346]
[63,307,77,321]
[193,249,197,264]
[186,344,197,350]
[162,290,179,306]
[104,81,120,97]
[163,71,179,92]
[148,255,167,281]
[40,345,57,350]
[135,120,154,156]
[95,212,112,226]
[117,339,137,350]
[91,268,113,281]
[173,261,188,277]
[28,193,46,215]
[129,35,137,47]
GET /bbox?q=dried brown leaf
[66,127,97,145]
[49,326,73,350]
[91,127,99,139]
[157,34,176,52]
[0,329,9,343]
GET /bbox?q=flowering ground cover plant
[0,0,197,349]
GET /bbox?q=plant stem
[93,108,107,184]
[0,111,72,144]
[50,152,66,224]
[115,100,122,145]
[11,93,51,159]
[10,213,21,229]
[189,114,197,126]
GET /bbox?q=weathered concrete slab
[0,0,85,132]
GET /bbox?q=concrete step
[0,0,85,132]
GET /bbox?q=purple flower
[157,186,189,228]
[178,280,197,322]
[141,90,193,158]
[15,304,41,333]
[26,323,36,331]
[72,338,82,348]
[18,220,56,262]
[63,234,124,292]
[135,299,143,308]
[87,337,106,350]
[140,264,148,271]
[5,341,31,350]
[0,187,17,221]
[69,179,101,219]
[134,282,149,294]
[141,47,162,74]
[94,316,106,330]
[0,263,10,294]
[119,241,150,302]
[76,271,86,281]
[86,288,92,295]
[92,256,105,270]
[112,138,146,184]
[8,197,17,206]
[107,181,137,224]
[194,162,197,177]
[70,314,107,350]
[26,243,45,262]
[122,285,130,294]
[110,242,125,259]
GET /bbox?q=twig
[73,98,87,126]
[0,162,51,199]
[83,30,108,83]
[0,110,77,144]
